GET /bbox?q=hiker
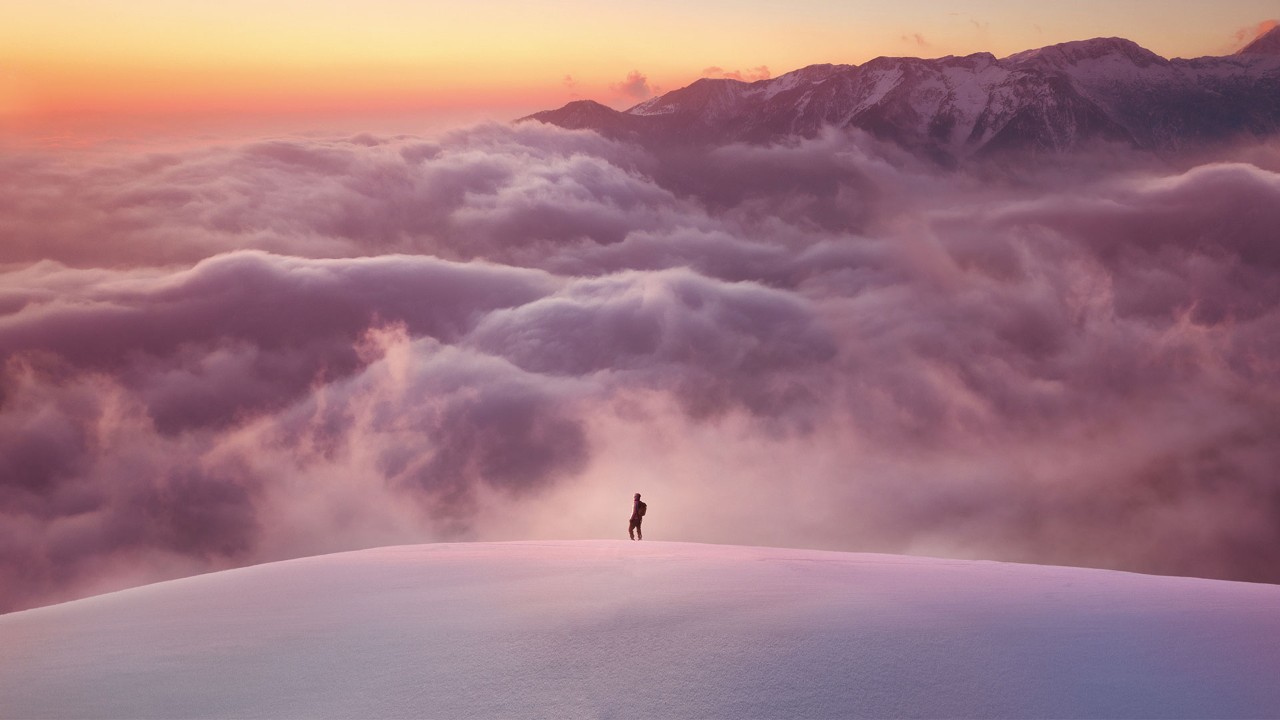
[629,493,647,540]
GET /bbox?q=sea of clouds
[2,122,1279,612]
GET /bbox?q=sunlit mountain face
[3,13,1280,614]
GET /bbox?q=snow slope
[3,541,1279,718]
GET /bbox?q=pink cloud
[4,122,1280,613]
[610,70,655,101]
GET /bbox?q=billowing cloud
[3,120,1280,612]
[610,70,656,101]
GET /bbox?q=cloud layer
[3,122,1280,611]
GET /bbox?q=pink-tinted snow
[2,541,1279,718]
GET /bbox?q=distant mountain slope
[3,541,1280,718]
[523,27,1280,159]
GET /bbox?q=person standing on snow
[629,493,647,540]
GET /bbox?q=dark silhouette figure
[629,493,647,540]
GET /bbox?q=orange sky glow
[2,0,1277,145]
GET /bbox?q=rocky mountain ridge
[523,27,1280,160]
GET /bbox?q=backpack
[637,500,647,517]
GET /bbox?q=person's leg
[628,519,636,540]
[636,520,642,541]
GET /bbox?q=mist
[3,121,1279,612]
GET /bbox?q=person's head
[634,493,641,500]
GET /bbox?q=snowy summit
[2,541,1279,718]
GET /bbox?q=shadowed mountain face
[523,29,1280,160]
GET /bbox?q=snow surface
[756,71,804,100]
[3,540,1280,719]
[626,96,675,116]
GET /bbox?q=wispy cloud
[562,74,581,97]
[1234,18,1279,48]
[701,65,772,82]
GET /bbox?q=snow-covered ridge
[524,30,1280,159]
[3,540,1279,718]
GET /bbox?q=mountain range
[523,26,1280,160]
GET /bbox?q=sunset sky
[2,0,1277,143]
